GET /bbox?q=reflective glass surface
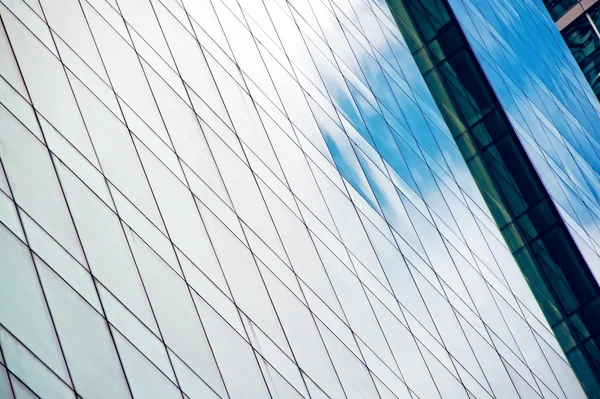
[0,0,591,397]
[446,0,600,394]
[449,0,600,284]
[543,0,579,20]
[386,0,600,394]
[562,2,600,99]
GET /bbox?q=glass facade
[543,0,579,20]
[453,0,600,279]
[538,0,600,100]
[451,0,600,393]
[0,0,597,399]
[562,2,600,99]
[387,0,600,395]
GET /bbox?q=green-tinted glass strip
[386,0,600,395]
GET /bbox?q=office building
[0,0,599,397]
[391,0,600,395]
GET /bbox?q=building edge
[384,0,600,395]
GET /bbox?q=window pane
[0,327,74,399]
[195,295,271,399]
[38,261,131,399]
[56,159,157,332]
[132,230,227,397]
[0,223,69,382]
[0,104,85,264]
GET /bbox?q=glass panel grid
[0,0,595,397]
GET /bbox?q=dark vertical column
[543,0,580,21]
[385,0,600,395]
